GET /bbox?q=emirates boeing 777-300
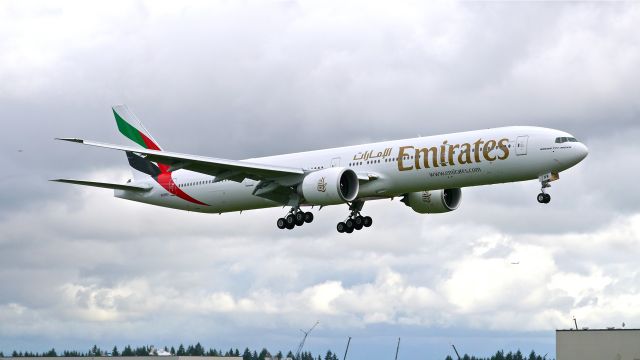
[53,105,588,233]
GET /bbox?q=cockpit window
[555,137,579,143]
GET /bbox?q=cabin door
[516,136,528,156]
[331,157,341,167]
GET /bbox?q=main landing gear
[337,201,373,234]
[276,208,314,230]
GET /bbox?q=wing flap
[50,179,152,192]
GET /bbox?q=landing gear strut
[337,201,373,234]
[277,208,313,230]
[537,176,552,204]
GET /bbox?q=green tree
[194,343,204,356]
[324,350,338,360]
[133,345,148,356]
[170,346,176,355]
[45,348,58,357]
[177,344,186,356]
[122,345,134,356]
[242,348,252,360]
[89,345,102,356]
[514,350,523,360]
[111,346,119,356]
[258,348,269,360]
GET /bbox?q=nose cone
[575,142,589,163]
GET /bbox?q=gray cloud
[1,1,640,359]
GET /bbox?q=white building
[556,328,640,360]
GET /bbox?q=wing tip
[55,137,85,143]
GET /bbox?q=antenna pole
[394,337,400,360]
[342,337,351,360]
[295,321,319,360]
[451,344,461,360]
[573,317,578,330]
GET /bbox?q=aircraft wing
[56,138,305,183]
[50,179,152,192]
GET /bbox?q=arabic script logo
[421,191,431,203]
[317,177,327,192]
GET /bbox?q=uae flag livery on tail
[112,105,169,173]
[112,105,208,206]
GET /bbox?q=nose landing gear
[537,173,554,204]
[537,192,551,204]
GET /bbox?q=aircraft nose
[575,142,589,162]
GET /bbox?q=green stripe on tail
[113,109,147,148]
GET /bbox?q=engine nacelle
[300,167,359,205]
[401,188,462,214]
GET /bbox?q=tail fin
[112,105,163,151]
[112,105,169,176]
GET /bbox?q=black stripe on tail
[126,151,162,178]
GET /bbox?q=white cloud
[2,1,640,358]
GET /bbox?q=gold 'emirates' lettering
[397,138,510,171]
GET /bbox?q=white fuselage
[115,126,588,213]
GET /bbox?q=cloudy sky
[1,1,640,359]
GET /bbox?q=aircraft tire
[286,214,296,225]
[345,219,354,230]
[337,222,346,233]
[304,212,314,223]
[295,211,305,223]
[354,218,363,230]
[537,193,546,203]
[544,193,551,203]
[363,216,373,227]
[295,218,305,226]
[277,218,286,229]
[345,226,354,234]
[286,221,295,230]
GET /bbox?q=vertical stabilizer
[112,105,169,176]
[112,105,163,151]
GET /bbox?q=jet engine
[401,188,462,214]
[300,167,359,205]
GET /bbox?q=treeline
[2,344,341,360]
[1,347,548,360]
[445,350,550,360]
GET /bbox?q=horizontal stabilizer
[55,138,305,182]
[50,179,152,192]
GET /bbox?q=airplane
[52,105,589,233]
